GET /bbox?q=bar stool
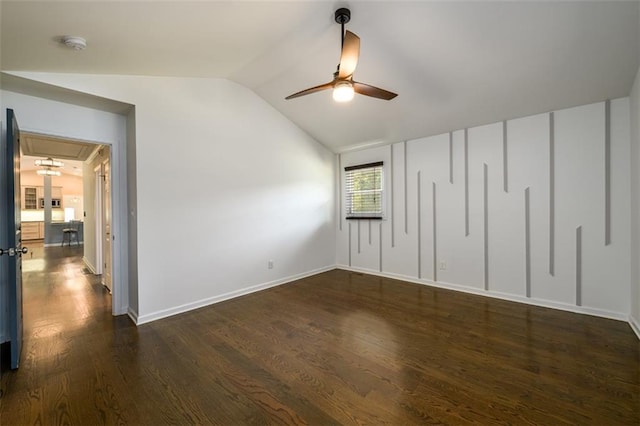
[61,221,79,246]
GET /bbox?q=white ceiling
[20,131,101,162]
[1,1,638,152]
[19,131,102,177]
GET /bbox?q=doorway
[19,133,115,296]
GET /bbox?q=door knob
[0,247,27,256]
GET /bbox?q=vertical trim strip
[379,222,383,272]
[465,129,470,237]
[525,187,531,298]
[433,182,437,282]
[503,120,508,193]
[348,221,352,267]
[338,154,342,231]
[417,171,422,278]
[549,112,555,276]
[390,144,395,248]
[368,220,372,245]
[605,100,611,245]
[404,141,408,234]
[483,163,489,290]
[576,226,582,306]
[449,132,453,184]
[357,220,361,254]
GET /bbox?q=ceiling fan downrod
[335,8,351,48]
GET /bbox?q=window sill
[346,217,383,220]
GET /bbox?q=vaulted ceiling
[1,1,638,152]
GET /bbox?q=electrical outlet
[268,260,274,269]
[439,261,447,270]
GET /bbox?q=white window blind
[345,161,384,219]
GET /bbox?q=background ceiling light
[36,157,63,176]
[37,168,61,177]
[35,157,64,167]
[61,36,87,50]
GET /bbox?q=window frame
[344,161,385,220]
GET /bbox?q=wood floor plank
[1,246,638,425]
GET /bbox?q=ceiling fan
[285,8,397,103]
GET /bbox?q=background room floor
[1,247,638,424]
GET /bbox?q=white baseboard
[135,265,336,325]
[44,242,84,247]
[629,314,640,340]
[122,263,640,341]
[337,264,629,323]
[127,307,139,324]
[82,257,96,274]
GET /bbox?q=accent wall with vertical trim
[337,98,631,320]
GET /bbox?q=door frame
[94,164,103,275]
[100,158,112,292]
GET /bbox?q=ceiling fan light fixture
[333,81,354,102]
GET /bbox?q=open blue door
[2,108,26,369]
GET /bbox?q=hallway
[21,243,112,336]
[1,243,133,424]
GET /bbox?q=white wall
[20,170,83,193]
[8,73,337,324]
[338,99,631,321]
[126,110,138,317]
[630,66,640,337]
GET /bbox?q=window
[345,161,384,219]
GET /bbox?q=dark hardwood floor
[1,244,638,425]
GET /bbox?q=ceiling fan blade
[353,81,398,100]
[285,81,334,100]
[338,30,360,79]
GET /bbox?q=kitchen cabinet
[22,186,64,209]
[22,187,37,210]
[22,221,44,240]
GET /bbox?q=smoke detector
[61,36,87,50]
